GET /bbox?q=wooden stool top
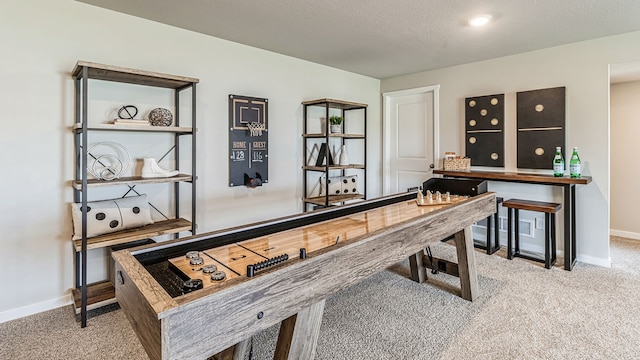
[502,198,562,213]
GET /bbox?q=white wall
[0,0,381,321]
[610,80,640,238]
[382,31,640,267]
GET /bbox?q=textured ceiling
[78,0,640,80]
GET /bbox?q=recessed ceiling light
[469,15,492,27]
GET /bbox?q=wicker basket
[443,158,471,171]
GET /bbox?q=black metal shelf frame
[72,63,197,327]
[302,99,367,211]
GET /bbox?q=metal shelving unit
[71,61,198,327]
[302,98,367,211]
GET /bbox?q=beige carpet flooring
[1,236,639,359]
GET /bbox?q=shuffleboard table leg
[213,346,234,360]
[274,299,326,360]
[210,338,251,360]
[454,226,479,301]
[232,338,252,360]
[409,249,428,283]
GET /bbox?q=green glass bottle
[552,146,564,177]
[569,147,581,178]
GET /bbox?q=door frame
[382,85,440,195]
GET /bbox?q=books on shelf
[112,119,150,126]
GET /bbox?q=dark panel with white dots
[465,94,504,167]
[517,129,564,169]
[516,87,565,170]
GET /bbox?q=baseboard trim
[473,232,612,268]
[576,253,612,268]
[610,229,640,240]
[0,294,72,324]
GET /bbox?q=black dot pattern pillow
[319,175,359,195]
[71,195,153,240]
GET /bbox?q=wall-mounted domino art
[516,87,565,169]
[465,94,505,167]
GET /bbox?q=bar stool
[502,199,562,269]
[474,197,503,255]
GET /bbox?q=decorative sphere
[149,108,173,126]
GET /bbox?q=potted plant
[329,115,343,134]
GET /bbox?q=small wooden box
[443,158,471,171]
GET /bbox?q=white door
[383,85,439,195]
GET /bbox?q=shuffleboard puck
[210,271,226,281]
[202,264,217,273]
[185,251,199,259]
[189,256,204,266]
[183,278,203,292]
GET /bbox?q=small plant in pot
[329,115,343,134]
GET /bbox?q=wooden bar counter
[434,169,592,270]
[112,191,495,360]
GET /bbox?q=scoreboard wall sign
[228,94,268,187]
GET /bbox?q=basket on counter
[443,157,471,171]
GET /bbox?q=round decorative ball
[148,108,173,126]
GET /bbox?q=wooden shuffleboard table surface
[113,191,494,360]
[169,195,469,289]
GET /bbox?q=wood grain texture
[112,250,178,316]
[72,175,193,190]
[114,262,162,360]
[73,61,199,88]
[420,255,460,277]
[72,123,194,134]
[214,347,234,360]
[502,199,562,213]
[233,339,251,360]
[454,227,478,301]
[71,280,115,312]
[302,165,365,171]
[409,250,427,283]
[169,197,470,290]
[274,300,326,360]
[433,169,592,185]
[302,133,365,139]
[301,98,367,110]
[114,192,495,359]
[169,250,239,285]
[74,218,192,251]
[159,193,495,359]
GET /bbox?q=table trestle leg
[274,299,326,360]
[454,226,479,301]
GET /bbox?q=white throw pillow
[71,195,153,240]
[320,175,358,195]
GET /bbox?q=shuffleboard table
[112,190,495,360]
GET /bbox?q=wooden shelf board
[72,174,192,190]
[302,133,364,139]
[433,169,592,185]
[72,61,199,89]
[303,165,365,171]
[71,280,117,314]
[302,98,368,110]
[74,218,192,252]
[72,123,194,133]
[304,194,365,206]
